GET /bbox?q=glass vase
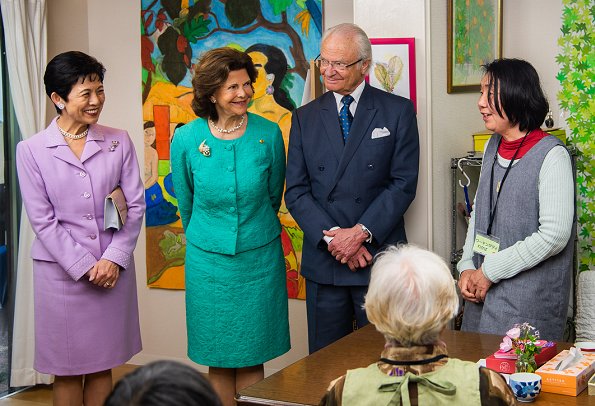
[515,356,537,373]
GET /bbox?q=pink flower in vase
[507,327,521,339]
[500,336,513,352]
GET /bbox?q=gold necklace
[209,114,245,134]
[58,125,89,140]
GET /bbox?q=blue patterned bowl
[509,372,542,402]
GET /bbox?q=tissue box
[536,350,595,396]
[589,374,595,396]
[485,341,557,374]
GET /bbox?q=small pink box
[485,341,557,374]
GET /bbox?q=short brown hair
[191,47,257,121]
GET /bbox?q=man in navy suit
[285,23,419,353]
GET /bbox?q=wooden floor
[0,365,138,405]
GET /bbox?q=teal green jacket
[171,113,285,255]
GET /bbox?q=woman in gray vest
[319,245,516,405]
[457,58,574,341]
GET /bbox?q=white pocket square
[371,127,391,139]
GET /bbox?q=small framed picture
[368,38,416,110]
[447,0,503,93]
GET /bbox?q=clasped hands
[86,258,120,289]
[458,267,492,303]
[323,225,372,271]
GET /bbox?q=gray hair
[322,23,372,61]
[365,245,459,346]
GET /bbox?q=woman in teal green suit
[171,48,290,406]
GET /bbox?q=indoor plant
[500,323,542,373]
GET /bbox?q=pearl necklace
[209,114,245,134]
[58,125,89,140]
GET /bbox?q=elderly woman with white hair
[319,245,515,406]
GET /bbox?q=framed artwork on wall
[368,38,416,110]
[447,0,502,93]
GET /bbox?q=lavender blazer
[16,118,145,375]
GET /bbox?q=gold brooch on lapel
[109,140,120,152]
[259,139,264,144]
[199,140,211,157]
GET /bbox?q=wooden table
[237,325,594,405]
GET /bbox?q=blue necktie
[339,95,354,142]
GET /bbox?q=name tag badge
[473,232,500,256]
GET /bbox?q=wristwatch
[359,224,373,243]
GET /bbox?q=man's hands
[347,246,373,271]
[458,267,493,303]
[323,225,371,271]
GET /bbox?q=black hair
[482,58,549,132]
[44,51,106,114]
[246,44,295,111]
[104,361,222,406]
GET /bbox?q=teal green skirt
[185,236,290,367]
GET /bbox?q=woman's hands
[86,259,120,289]
[458,267,492,303]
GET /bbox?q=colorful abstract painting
[141,0,322,299]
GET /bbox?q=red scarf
[498,129,548,159]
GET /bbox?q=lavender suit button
[89,234,97,240]
[79,171,87,177]
[84,214,94,220]
[82,192,91,198]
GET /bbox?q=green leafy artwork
[557,0,595,272]
[452,0,497,86]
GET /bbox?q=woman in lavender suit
[16,51,145,406]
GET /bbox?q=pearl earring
[210,97,216,103]
[57,102,65,110]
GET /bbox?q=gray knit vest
[461,134,574,341]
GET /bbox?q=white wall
[324,0,354,29]
[503,0,563,127]
[46,0,89,123]
[429,2,487,262]
[355,0,431,250]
